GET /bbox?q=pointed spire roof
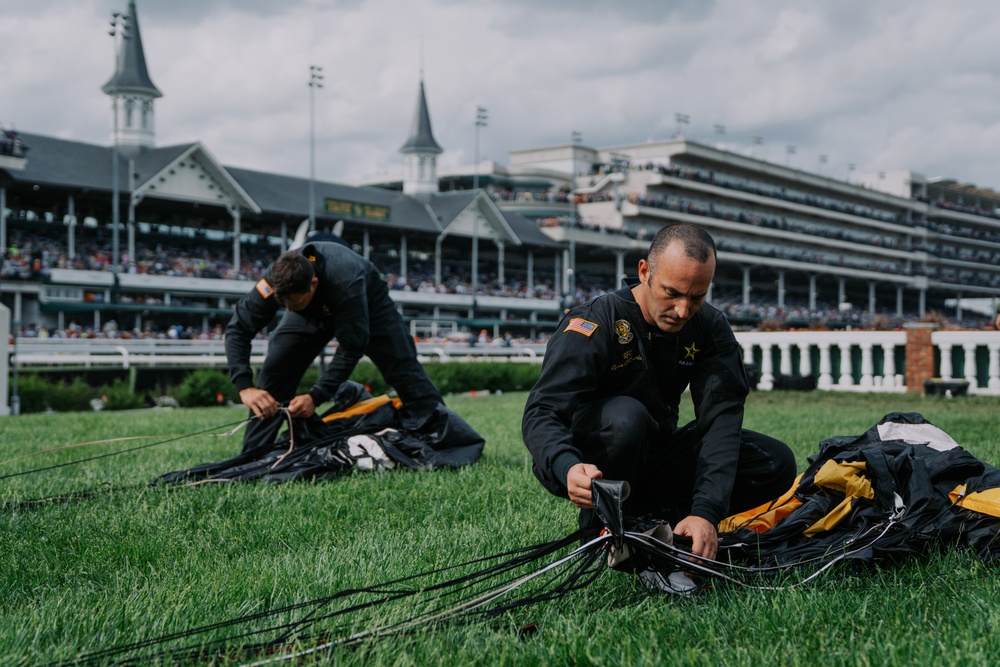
[102,1,162,98]
[400,80,442,155]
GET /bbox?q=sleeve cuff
[552,452,582,492]
[690,500,724,527]
[233,376,254,392]
[308,388,327,406]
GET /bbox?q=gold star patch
[683,342,700,361]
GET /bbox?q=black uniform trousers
[242,284,442,454]
[571,395,797,528]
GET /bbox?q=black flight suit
[522,279,795,528]
[225,242,442,454]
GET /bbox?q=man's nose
[673,300,690,319]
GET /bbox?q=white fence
[6,331,1000,396]
[6,338,547,369]
[735,330,1000,395]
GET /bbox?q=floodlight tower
[308,65,324,233]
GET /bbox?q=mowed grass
[2,391,1000,666]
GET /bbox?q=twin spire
[102,0,161,156]
[102,1,442,190]
[400,79,442,197]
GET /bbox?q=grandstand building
[3,0,999,341]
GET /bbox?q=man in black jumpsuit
[522,224,795,562]
[225,242,442,454]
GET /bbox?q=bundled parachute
[714,411,1000,565]
[156,382,484,484]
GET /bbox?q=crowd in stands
[933,198,1000,221]
[4,203,998,337]
[1,229,275,282]
[617,161,905,225]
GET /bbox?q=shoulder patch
[255,279,274,299]
[564,317,598,337]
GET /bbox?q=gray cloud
[4,0,1000,189]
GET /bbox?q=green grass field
[2,391,1000,666]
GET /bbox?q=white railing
[735,331,907,393]
[932,330,1000,393]
[8,332,1000,395]
[7,338,546,369]
[9,338,267,369]
[736,330,1000,395]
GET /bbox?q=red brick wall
[904,323,938,393]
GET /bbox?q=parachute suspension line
[270,408,296,469]
[622,510,905,591]
[0,436,161,468]
[53,530,602,667]
[236,533,612,667]
[0,416,253,482]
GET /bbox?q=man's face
[277,276,319,312]
[635,241,715,333]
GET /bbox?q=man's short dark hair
[270,251,315,299]
[647,224,717,271]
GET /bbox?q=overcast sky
[4,0,1000,190]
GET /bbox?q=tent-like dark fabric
[715,411,1000,566]
[155,382,484,484]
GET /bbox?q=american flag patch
[255,279,274,299]
[564,318,598,337]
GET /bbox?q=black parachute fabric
[714,411,1000,567]
[155,382,484,484]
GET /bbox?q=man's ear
[637,259,649,284]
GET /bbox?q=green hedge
[13,375,149,413]
[300,361,540,399]
[10,362,541,413]
[173,369,239,407]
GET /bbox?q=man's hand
[566,463,603,508]
[239,387,279,419]
[673,515,718,561]
[287,393,316,419]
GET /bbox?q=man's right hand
[239,387,279,419]
[566,463,603,509]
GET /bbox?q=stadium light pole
[847,163,857,183]
[308,65,324,233]
[108,11,128,273]
[674,112,689,138]
[785,144,796,167]
[750,135,763,158]
[473,106,488,190]
[569,130,582,226]
[713,124,726,149]
[818,154,828,176]
[471,106,487,305]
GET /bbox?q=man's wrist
[553,452,582,490]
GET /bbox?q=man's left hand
[287,393,316,418]
[673,515,718,561]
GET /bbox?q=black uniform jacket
[225,242,379,404]
[521,278,750,524]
